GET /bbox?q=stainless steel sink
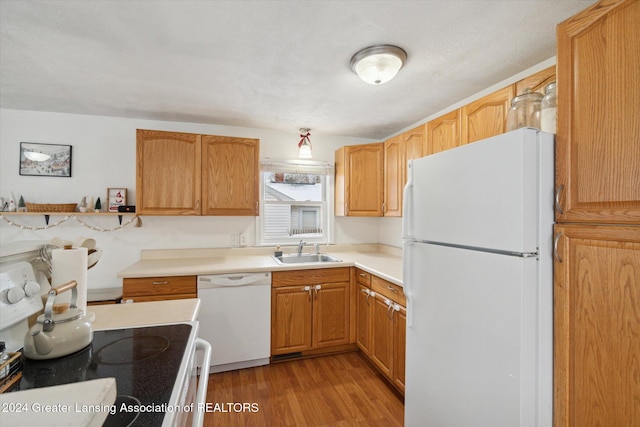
[272,253,342,264]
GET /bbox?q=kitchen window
[257,160,334,246]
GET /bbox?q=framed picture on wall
[107,188,127,212]
[19,142,72,177]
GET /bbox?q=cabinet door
[556,0,640,224]
[201,135,259,216]
[515,65,556,95]
[136,129,201,215]
[554,224,640,427]
[384,136,404,217]
[341,143,384,216]
[461,86,513,145]
[393,306,406,393]
[404,125,426,162]
[313,281,350,349]
[370,295,394,378]
[271,285,312,355]
[356,283,373,356]
[427,109,461,155]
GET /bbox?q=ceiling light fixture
[350,44,407,85]
[298,128,312,159]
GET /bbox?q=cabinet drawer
[123,276,197,298]
[272,268,350,287]
[355,268,371,287]
[371,276,406,306]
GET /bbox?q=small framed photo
[20,142,72,177]
[107,188,127,212]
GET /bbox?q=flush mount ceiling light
[298,128,312,159]
[350,44,407,85]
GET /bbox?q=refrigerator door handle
[402,160,414,240]
[403,240,414,328]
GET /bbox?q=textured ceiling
[0,0,596,139]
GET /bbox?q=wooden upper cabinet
[427,109,461,155]
[136,129,259,216]
[384,135,404,217]
[461,86,514,145]
[556,0,640,224]
[553,224,640,427]
[136,129,201,215]
[383,125,425,217]
[335,143,384,216]
[515,65,556,95]
[201,135,259,216]
[403,125,426,162]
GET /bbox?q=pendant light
[298,128,312,159]
[350,45,407,85]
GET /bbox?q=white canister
[541,82,557,134]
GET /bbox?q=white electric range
[0,243,211,427]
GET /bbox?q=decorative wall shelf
[0,212,142,230]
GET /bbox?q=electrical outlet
[230,234,239,247]
[239,233,247,247]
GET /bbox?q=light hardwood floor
[204,352,404,426]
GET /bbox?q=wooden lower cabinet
[371,294,395,378]
[554,224,640,427]
[356,283,373,356]
[122,275,197,302]
[393,308,406,393]
[271,285,313,354]
[357,270,407,394]
[271,268,351,356]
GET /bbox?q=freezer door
[406,128,554,253]
[404,242,552,427]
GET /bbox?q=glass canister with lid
[541,82,557,133]
[506,88,543,131]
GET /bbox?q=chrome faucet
[298,240,306,255]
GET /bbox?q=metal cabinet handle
[256,201,259,215]
[555,184,565,215]
[359,273,367,277]
[303,285,311,300]
[387,285,397,293]
[196,200,200,212]
[360,288,372,305]
[554,232,563,263]
[152,281,169,285]
[314,284,321,300]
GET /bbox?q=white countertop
[90,298,201,330]
[118,244,403,286]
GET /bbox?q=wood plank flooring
[204,351,404,426]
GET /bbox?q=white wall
[0,108,378,289]
[0,58,557,289]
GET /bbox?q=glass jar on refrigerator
[506,88,543,131]
[540,82,557,134]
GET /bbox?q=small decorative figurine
[18,195,26,212]
[94,197,102,213]
[79,196,88,212]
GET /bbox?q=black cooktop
[13,323,192,426]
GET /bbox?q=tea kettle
[24,280,93,360]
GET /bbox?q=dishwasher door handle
[198,273,271,288]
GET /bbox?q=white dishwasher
[197,272,271,373]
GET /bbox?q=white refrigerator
[402,128,554,427]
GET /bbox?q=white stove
[0,262,45,353]
[0,243,212,426]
